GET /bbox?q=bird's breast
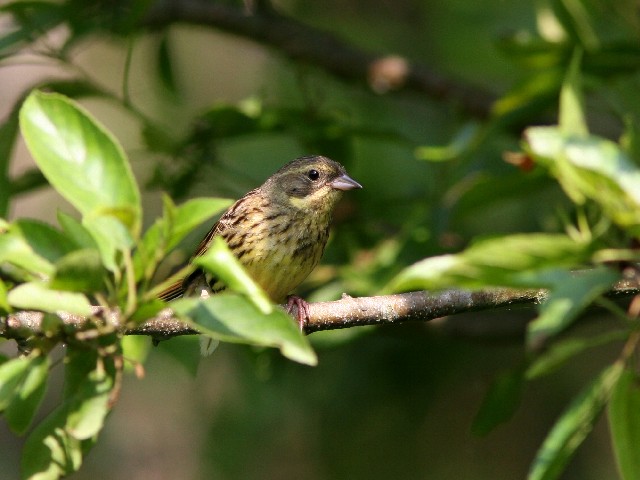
[227,207,330,302]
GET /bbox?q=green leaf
[0,3,65,55]
[527,267,619,349]
[5,354,50,434]
[21,349,114,479]
[0,356,32,411]
[491,69,562,126]
[528,362,624,480]
[156,33,178,94]
[8,282,92,316]
[15,219,77,263]
[0,100,20,217]
[8,168,48,197]
[56,211,98,250]
[173,293,317,366]
[63,348,96,396]
[472,367,525,436]
[195,105,265,139]
[121,336,150,373]
[415,122,479,162]
[0,223,54,279]
[195,236,273,314]
[559,50,587,137]
[129,299,166,323]
[548,0,599,50]
[154,335,202,377]
[526,330,627,379]
[19,90,141,266]
[0,279,7,312]
[22,404,83,480]
[163,198,232,252]
[49,249,105,292]
[66,368,113,440]
[525,127,640,231]
[387,233,591,292]
[621,115,640,164]
[608,367,640,480]
[135,196,231,281]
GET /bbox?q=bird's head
[265,156,362,213]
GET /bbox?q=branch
[3,278,639,341]
[143,0,496,119]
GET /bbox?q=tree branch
[3,278,639,341]
[143,0,496,119]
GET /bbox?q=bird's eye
[307,169,320,181]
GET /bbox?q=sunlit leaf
[0,279,8,312]
[22,404,83,480]
[129,299,166,323]
[121,336,150,374]
[195,236,273,314]
[172,293,317,366]
[0,356,32,411]
[387,233,591,292]
[21,348,114,479]
[8,282,92,316]
[608,367,640,480]
[19,91,141,231]
[19,90,141,268]
[66,368,113,440]
[135,196,231,281]
[0,224,54,279]
[164,198,232,252]
[528,362,624,480]
[5,354,49,434]
[525,126,640,231]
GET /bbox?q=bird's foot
[286,295,310,332]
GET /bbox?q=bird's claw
[286,295,310,332]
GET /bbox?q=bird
[158,155,362,329]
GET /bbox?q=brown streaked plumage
[159,156,361,322]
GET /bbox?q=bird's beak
[330,174,362,191]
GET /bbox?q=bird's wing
[191,188,259,257]
[157,278,186,301]
[158,189,260,301]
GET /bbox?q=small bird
[159,155,362,328]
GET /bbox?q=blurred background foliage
[1,0,640,478]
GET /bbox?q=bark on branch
[3,278,639,341]
[143,0,497,118]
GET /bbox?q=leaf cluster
[1,91,316,479]
[387,50,640,480]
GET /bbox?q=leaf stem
[123,249,137,318]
